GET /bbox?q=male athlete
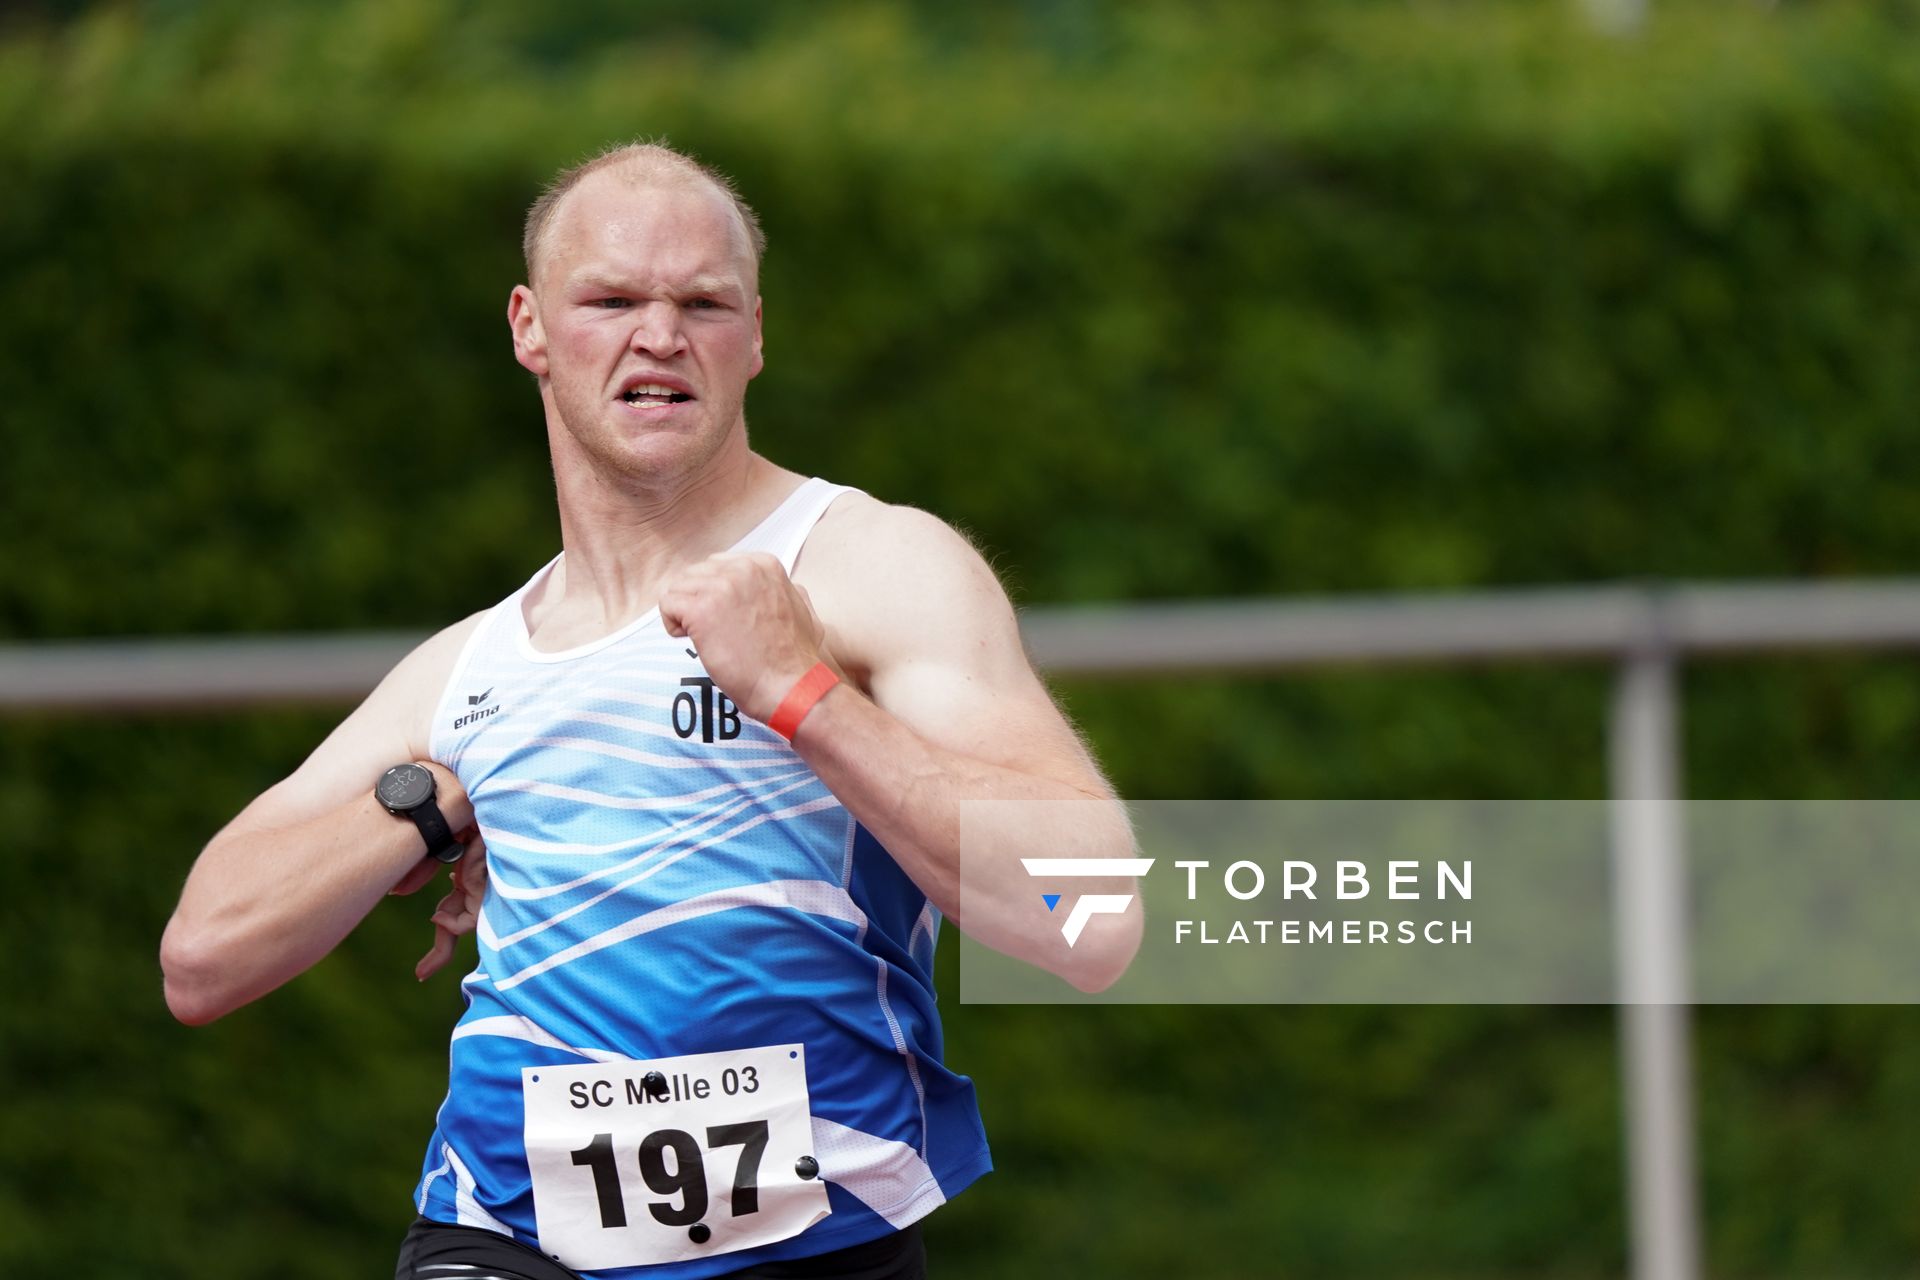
[161,142,1140,1279]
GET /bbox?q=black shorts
[394,1217,927,1280]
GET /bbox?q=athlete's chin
[581,420,727,484]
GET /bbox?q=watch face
[377,763,434,811]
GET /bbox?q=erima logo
[453,688,500,731]
[1020,857,1155,946]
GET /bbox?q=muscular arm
[159,613,483,1024]
[661,499,1142,994]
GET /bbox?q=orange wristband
[769,661,840,741]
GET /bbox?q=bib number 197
[523,1046,830,1270]
[569,1120,768,1227]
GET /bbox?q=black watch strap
[408,803,466,864]
[377,763,466,864]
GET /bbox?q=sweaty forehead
[537,172,755,294]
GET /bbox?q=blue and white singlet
[410,478,992,1277]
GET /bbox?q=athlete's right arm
[159,613,485,1025]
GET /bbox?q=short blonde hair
[521,140,766,285]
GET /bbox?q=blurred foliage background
[3,0,1919,1275]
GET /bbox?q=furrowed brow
[567,271,637,295]
[565,272,745,300]
[678,275,746,300]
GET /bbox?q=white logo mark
[1019,858,1155,947]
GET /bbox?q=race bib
[523,1044,831,1271]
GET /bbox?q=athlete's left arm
[658,497,1142,994]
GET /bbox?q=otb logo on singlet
[672,648,742,743]
[673,677,742,743]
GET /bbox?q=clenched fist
[658,551,834,724]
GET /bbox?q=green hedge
[4,2,1920,1276]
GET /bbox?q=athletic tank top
[411,478,992,1277]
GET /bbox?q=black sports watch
[375,763,466,863]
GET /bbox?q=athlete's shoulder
[803,490,1001,601]
[402,609,491,684]
[796,491,1015,680]
[267,607,492,811]
[806,488,985,563]
[383,608,492,756]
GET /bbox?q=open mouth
[619,382,695,409]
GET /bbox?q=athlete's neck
[540,430,802,635]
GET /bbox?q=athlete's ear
[509,284,549,378]
[748,296,764,381]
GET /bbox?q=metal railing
[12,578,1920,1280]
